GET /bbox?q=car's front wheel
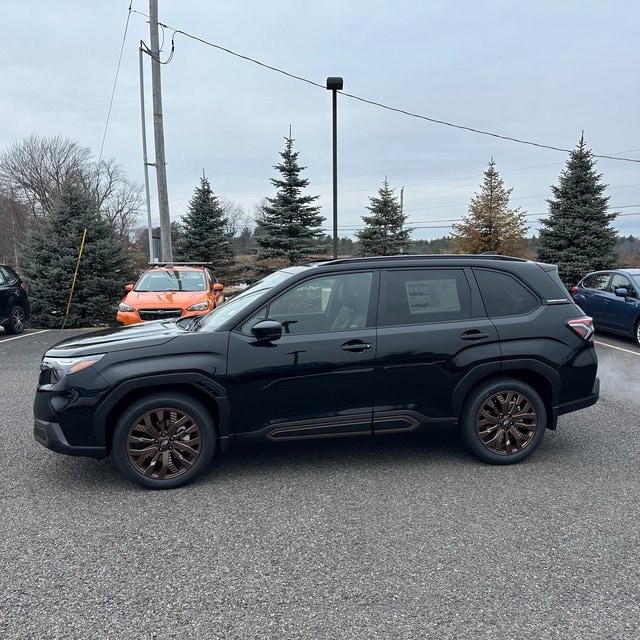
[459,378,546,464]
[112,393,216,489]
[634,319,640,347]
[4,304,26,334]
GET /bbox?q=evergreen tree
[452,159,528,256]
[22,179,132,328]
[256,134,326,264]
[176,177,234,274]
[356,178,412,256]
[538,135,618,285]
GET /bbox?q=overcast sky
[2,0,639,240]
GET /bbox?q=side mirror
[614,287,629,298]
[251,320,283,342]
[213,283,224,292]
[124,283,134,292]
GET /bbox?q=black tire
[4,304,26,334]
[112,393,216,489]
[459,378,546,465]
[634,319,640,347]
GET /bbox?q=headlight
[118,303,135,312]
[42,354,106,375]
[187,301,210,311]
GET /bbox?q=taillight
[566,316,594,341]
[569,286,578,294]
[21,282,28,293]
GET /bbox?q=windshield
[135,270,207,292]
[196,267,310,331]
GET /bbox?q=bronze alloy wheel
[126,408,203,480]
[475,390,538,456]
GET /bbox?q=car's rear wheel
[459,378,546,464]
[4,304,26,334]
[112,393,216,489]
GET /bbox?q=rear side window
[474,269,538,317]
[381,269,471,326]
[582,273,610,291]
[0,266,17,284]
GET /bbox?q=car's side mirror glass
[251,320,283,342]
[124,283,134,292]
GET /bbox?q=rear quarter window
[474,269,539,317]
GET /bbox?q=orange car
[116,264,224,325]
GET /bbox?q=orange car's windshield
[135,270,207,292]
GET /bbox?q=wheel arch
[94,373,230,454]
[453,363,558,430]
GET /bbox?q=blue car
[571,269,640,346]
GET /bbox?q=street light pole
[326,77,343,260]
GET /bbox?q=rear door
[373,267,500,433]
[573,273,611,330]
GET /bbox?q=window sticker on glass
[405,279,461,314]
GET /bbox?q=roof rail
[324,254,527,265]
[147,262,213,268]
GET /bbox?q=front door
[227,270,378,443]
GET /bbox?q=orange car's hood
[122,290,208,308]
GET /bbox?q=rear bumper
[557,377,600,417]
[34,419,106,458]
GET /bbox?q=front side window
[610,274,636,297]
[474,270,538,317]
[381,269,471,326]
[241,271,374,335]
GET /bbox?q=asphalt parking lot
[1,328,639,639]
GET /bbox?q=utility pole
[149,0,172,263]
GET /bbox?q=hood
[122,290,208,308]
[45,320,183,357]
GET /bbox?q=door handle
[341,340,373,352]
[460,330,490,341]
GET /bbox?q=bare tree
[0,188,29,265]
[0,135,91,220]
[83,160,143,242]
[0,135,143,242]
[219,197,251,239]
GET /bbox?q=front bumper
[34,419,106,458]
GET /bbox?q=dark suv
[34,255,599,489]
[0,264,30,335]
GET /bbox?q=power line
[129,9,640,164]
[99,3,133,163]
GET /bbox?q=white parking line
[595,340,640,356]
[0,330,50,343]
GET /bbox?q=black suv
[34,255,599,489]
[0,264,30,335]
